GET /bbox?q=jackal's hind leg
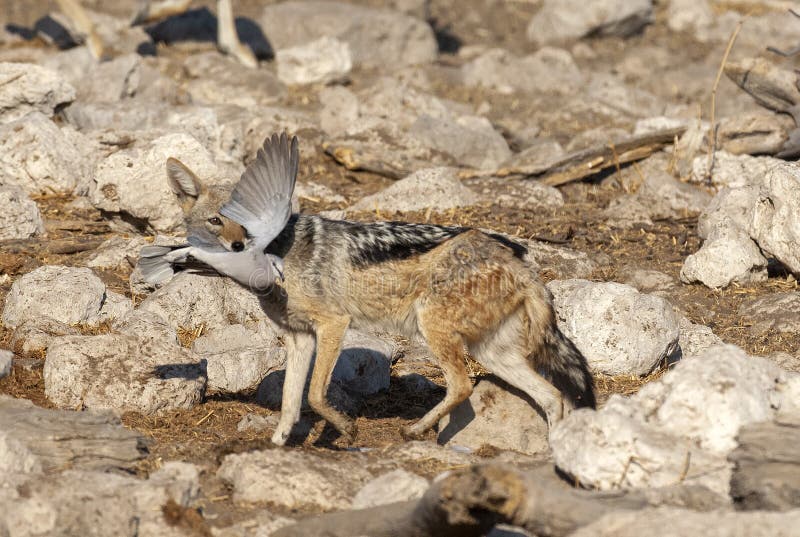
[403,316,473,440]
[307,316,355,443]
[469,312,565,427]
[271,331,315,446]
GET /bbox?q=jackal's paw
[271,428,290,446]
[337,422,358,444]
[400,425,427,441]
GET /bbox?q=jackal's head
[166,157,246,252]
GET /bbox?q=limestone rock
[547,280,680,376]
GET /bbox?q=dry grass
[177,324,206,348]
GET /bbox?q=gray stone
[86,236,149,270]
[0,186,45,240]
[500,138,565,175]
[137,272,276,336]
[718,112,792,156]
[766,352,800,373]
[527,0,653,45]
[547,280,680,376]
[0,462,199,537]
[571,507,800,537]
[260,1,437,69]
[2,266,108,329]
[192,324,285,395]
[438,376,549,456]
[334,330,393,395]
[680,220,768,289]
[42,50,142,104]
[749,161,800,274]
[276,36,352,85]
[738,292,800,336]
[690,151,777,189]
[603,195,654,228]
[620,268,677,296]
[0,350,10,379]
[0,62,75,123]
[523,241,599,280]
[551,345,792,496]
[10,317,80,357]
[584,73,663,118]
[409,114,511,170]
[318,85,360,136]
[183,52,286,107]
[0,112,95,195]
[698,185,761,240]
[462,47,584,95]
[565,126,630,152]
[217,448,372,509]
[113,308,178,346]
[88,133,224,233]
[44,333,206,414]
[351,469,429,509]
[493,180,564,210]
[295,181,346,205]
[350,167,480,213]
[676,317,723,362]
[635,169,712,219]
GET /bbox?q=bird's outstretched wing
[220,132,299,250]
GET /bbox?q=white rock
[551,345,791,496]
[137,272,275,335]
[571,507,800,537]
[438,376,549,455]
[113,309,178,345]
[0,462,199,537]
[0,186,45,240]
[2,266,107,329]
[738,292,800,336]
[260,1,437,69]
[183,52,286,108]
[192,324,285,395]
[10,318,80,356]
[527,0,653,45]
[680,220,768,289]
[462,47,584,95]
[217,449,372,509]
[44,333,205,414]
[676,317,723,361]
[0,350,11,380]
[749,161,800,274]
[634,169,712,219]
[86,236,149,270]
[690,151,776,189]
[334,330,393,395]
[318,85,360,136]
[88,133,222,233]
[547,280,680,376]
[0,112,95,195]
[351,469,429,509]
[295,181,346,204]
[666,0,713,34]
[276,36,352,85]
[350,167,480,213]
[0,62,75,123]
[698,185,761,240]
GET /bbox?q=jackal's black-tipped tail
[541,325,596,409]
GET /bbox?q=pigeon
[137,132,298,291]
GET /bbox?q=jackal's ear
[166,158,203,212]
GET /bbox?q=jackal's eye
[207,217,222,226]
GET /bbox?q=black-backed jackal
[156,136,596,445]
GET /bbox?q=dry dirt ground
[1,0,800,532]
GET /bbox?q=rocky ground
[1,0,800,536]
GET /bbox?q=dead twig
[705,14,749,183]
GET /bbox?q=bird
[137,132,299,291]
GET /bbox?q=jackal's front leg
[271,331,315,446]
[307,315,354,443]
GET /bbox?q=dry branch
[273,463,724,537]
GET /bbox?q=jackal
[158,136,596,446]
[53,0,256,67]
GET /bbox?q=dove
[137,132,298,291]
